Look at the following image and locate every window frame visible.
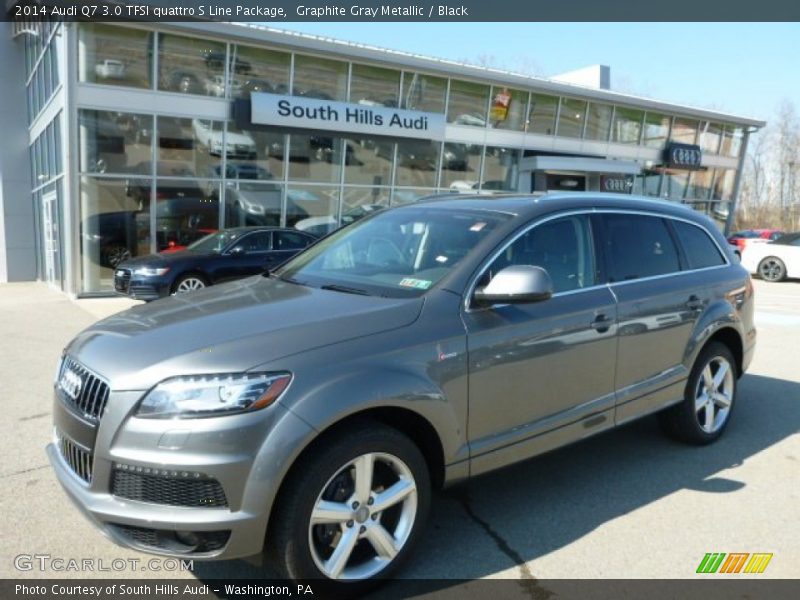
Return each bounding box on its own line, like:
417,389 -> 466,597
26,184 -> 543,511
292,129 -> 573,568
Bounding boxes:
668,219 -> 727,271
228,230 -> 273,254
464,208 -> 731,311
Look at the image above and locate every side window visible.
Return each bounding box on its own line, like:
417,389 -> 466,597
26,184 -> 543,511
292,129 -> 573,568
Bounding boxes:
672,220 -> 726,269
236,231 -> 271,252
602,214 -> 680,282
482,215 -> 596,293
275,231 -> 311,250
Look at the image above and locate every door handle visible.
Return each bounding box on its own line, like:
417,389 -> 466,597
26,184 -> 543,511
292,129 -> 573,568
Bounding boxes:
591,314 -> 612,333
686,295 -> 704,311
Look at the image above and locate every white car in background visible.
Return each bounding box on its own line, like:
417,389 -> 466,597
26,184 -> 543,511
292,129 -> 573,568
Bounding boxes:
741,232 -> 800,282
95,59 -> 126,79
192,119 -> 256,159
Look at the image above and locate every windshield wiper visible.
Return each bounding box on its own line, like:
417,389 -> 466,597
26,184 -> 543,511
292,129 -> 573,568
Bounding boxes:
320,284 -> 371,296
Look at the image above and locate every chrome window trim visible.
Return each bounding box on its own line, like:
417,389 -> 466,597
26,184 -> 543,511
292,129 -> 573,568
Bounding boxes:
463,206 -> 732,313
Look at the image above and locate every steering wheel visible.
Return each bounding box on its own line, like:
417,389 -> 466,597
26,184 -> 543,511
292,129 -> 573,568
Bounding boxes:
366,237 -> 406,266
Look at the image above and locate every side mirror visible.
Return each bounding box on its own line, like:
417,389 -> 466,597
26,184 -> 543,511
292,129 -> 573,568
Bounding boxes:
228,245 -> 247,257
473,265 -> 553,307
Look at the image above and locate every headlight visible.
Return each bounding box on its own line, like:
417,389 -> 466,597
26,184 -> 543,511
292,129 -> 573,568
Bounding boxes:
132,267 -> 170,277
136,372 -> 292,419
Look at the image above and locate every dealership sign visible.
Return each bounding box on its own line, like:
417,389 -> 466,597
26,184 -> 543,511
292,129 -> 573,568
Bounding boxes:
601,174 -> 634,193
250,93 -> 446,140
664,142 -> 703,170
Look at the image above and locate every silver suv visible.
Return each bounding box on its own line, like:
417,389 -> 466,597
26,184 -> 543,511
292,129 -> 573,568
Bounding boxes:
48,194 -> 755,592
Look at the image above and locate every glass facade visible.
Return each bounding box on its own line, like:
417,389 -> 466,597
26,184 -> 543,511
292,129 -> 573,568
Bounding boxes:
10,22 -> 754,295
557,98 -> 587,139
585,102 -> 613,141
78,24 -> 151,89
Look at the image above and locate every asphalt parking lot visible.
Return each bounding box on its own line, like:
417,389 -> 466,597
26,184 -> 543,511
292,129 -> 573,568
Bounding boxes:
1,279 -> 798,584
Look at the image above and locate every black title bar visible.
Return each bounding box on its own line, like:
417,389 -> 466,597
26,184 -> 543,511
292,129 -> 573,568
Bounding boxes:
5,0 -> 800,22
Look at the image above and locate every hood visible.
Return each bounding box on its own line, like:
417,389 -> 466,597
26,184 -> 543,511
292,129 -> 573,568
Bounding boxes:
119,251 -> 205,269
66,276 -> 423,390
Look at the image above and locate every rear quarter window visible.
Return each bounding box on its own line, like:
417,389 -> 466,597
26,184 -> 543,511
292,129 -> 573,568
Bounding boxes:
672,220 -> 726,269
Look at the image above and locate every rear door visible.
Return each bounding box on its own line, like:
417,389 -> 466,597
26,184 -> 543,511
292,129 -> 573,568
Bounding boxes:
598,212 -> 708,423
463,213 -> 619,474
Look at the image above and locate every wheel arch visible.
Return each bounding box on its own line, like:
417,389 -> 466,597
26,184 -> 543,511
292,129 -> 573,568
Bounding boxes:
170,270 -> 210,293
262,405 -> 446,553
705,327 -> 744,378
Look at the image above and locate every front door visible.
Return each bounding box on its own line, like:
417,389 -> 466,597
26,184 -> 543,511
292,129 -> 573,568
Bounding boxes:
462,214 -> 618,475
41,191 -> 61,287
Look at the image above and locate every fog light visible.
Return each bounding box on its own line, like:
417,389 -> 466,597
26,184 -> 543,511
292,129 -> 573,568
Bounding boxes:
175,531 -> 200,547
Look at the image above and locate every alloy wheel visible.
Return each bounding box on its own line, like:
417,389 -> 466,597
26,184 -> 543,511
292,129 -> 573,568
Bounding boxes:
694,356 -> 734,434
308,452 -> 417,580
175,277 -> 206,293
759,258 -> 784,281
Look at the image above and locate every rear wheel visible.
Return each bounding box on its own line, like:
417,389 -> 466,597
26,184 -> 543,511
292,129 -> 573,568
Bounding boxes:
758,256 -> 786,282
659,342 -> 737,445
267,422 -> 430,594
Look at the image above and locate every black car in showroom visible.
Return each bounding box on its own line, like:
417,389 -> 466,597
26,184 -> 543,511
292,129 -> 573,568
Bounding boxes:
114,227 -> 317,300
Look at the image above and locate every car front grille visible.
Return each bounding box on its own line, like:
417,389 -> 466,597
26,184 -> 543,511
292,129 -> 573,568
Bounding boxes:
58,434 -> 93,483
58,357 -> 110,422
110,524 -> 231,554
114,269 -> 131,293
111,467 -> 229,508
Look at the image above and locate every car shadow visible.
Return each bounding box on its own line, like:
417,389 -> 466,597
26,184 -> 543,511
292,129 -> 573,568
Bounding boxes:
192,373 -> 800,589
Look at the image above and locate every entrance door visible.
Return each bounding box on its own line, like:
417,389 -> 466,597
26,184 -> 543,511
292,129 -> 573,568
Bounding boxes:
41,191 -> 61,287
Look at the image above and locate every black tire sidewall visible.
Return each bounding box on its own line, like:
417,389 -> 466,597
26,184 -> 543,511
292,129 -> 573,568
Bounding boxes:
759,257 -> 786,281
674,342 -> 738,444
270,423 -> 431,591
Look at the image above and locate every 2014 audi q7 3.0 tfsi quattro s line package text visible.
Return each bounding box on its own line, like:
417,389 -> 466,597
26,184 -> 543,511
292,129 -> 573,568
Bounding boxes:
48,193 -> 756,592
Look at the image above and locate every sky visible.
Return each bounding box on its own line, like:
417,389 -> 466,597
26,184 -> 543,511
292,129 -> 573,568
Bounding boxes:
272,22 -> 799,123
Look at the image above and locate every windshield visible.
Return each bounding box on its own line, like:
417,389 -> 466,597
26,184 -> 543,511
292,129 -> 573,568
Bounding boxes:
276,207 -> 510,297
186,231 -> 242,254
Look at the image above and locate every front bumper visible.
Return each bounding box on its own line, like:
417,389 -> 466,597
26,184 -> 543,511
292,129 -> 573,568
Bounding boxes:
48,385 -> 315,560
114,272 -> 171,300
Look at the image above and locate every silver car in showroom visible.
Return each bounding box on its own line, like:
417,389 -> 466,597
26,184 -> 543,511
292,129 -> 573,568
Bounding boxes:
48,193 -> 756,593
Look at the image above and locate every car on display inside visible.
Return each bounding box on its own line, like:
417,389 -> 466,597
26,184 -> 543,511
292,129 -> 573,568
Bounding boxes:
740,231 -> 800,281
112,226 -> 316,300
49,194 -> 755,593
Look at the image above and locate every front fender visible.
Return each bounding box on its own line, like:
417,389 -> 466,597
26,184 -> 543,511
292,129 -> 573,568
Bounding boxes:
281,363 -> 468,467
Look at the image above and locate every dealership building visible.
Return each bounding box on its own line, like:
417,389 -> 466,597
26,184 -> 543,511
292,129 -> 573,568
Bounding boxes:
0,14 -> 766,296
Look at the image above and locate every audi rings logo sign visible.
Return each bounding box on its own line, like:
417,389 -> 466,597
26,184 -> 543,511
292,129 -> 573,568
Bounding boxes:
601,175 -> 634,194
664,142 -> 703,170
59,368 -> 83,401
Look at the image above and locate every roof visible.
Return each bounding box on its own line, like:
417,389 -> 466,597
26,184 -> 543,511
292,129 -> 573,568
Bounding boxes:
173,21 -> 766,129
411,192 -> 701,220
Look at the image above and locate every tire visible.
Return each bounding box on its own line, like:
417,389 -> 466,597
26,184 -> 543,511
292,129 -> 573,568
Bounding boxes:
758,256 -> 787,282
171,273 -> 208,294
659,341 -> 738,445
267,420 -> 430,594
103,246 -> 131,269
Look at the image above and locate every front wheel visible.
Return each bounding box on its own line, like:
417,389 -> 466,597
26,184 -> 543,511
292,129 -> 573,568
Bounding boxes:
758,256 -> 787,282
171,274 -> 207,294
659,342 -> 737,445
267,422 -> 430,593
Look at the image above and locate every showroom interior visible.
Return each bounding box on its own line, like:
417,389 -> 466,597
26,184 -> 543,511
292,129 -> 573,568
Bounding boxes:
0,18 -> 764,296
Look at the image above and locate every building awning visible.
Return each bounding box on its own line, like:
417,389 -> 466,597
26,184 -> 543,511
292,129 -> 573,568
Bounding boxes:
520,156 -> 642,175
